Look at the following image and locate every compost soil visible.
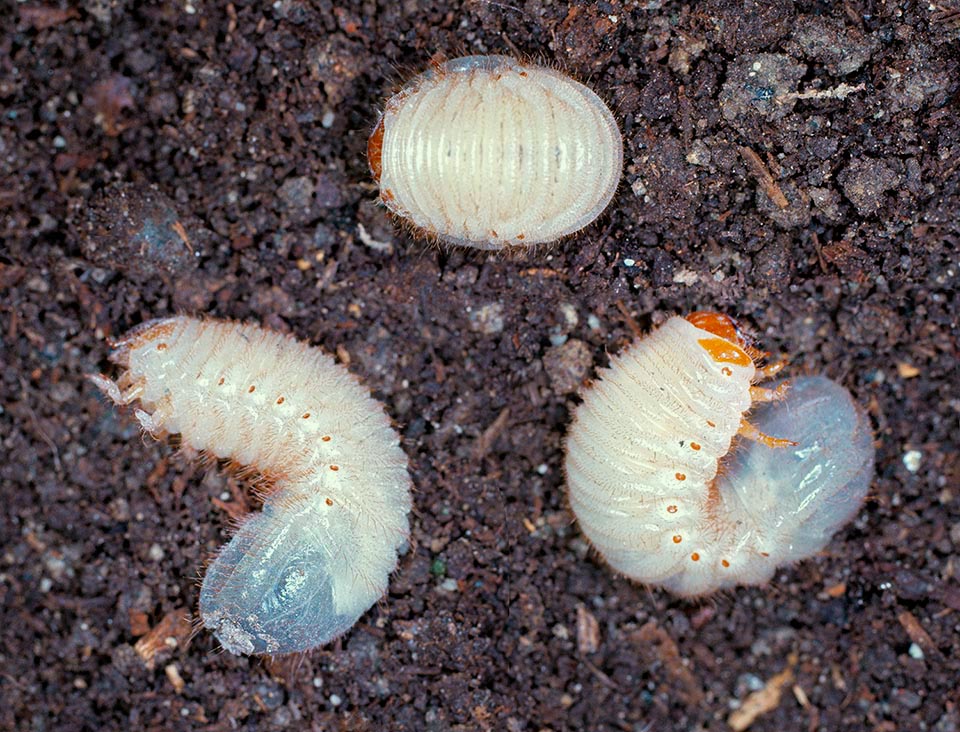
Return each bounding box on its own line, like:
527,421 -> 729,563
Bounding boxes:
1,1 -> 958,730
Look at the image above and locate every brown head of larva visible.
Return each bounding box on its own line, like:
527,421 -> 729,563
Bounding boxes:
688,311 -> 762,350
367,115 -> 384,183
107,317 -> 180,368
686,311 -> 761,368
686,311 -> 745,347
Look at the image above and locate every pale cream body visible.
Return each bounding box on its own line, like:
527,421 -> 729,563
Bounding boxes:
375,55 -> 623,249
564,317 -> 875,597
565,316 -> 758,596
92,316 -> 411,654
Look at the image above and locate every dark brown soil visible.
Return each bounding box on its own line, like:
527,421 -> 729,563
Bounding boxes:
2,2 -> 958,731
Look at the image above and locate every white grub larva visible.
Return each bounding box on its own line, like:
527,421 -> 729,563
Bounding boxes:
368,55 -> 623,250
564,312 -> 875,597
89,316 -> 412,655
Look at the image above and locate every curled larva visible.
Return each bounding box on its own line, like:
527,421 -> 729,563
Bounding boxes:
564,313 -> 874,596
89,316 -> 412,655
368,55 -> 623,250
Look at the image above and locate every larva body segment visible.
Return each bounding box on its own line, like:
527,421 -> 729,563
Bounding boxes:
368,55 -> 623,250
564,315 -> 874,596
91,317 -> 412,655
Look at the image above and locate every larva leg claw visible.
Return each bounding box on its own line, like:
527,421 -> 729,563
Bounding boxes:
758,357 -> 789,379
134,408 -> 165,436
750,382 -> 790,403
87,373 -> 124,405
738,418 -> 798,448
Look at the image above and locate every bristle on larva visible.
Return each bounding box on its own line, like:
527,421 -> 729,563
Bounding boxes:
89,316 -> 412,655
564,313 -> 874,596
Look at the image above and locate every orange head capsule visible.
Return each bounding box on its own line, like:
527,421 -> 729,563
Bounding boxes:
685,311 -> 751,349
686,311 -> 756,368
367,117 -> 384,182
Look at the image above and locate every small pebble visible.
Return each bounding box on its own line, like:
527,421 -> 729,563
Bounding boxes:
892,688 -> 923,711
439,578 -> 459,593
903,450 -> 922,473
543,339 -> 593,394
949,522 -> 960,545
469,303 -> 505,335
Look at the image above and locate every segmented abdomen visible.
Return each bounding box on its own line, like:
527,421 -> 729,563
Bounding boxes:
375,55 -> 622,248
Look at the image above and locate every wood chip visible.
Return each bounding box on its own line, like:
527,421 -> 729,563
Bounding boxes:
473,407 -> 511,459
897,610 -> 943,660
739,146 -> 789,209
164,663 -> 185,693
634,620 -> 704,704
896,362 -> 920,378
576,604 -> 600,655
823,581 -> 847,598
134,610 -> 193,670
728,667 -> 795,731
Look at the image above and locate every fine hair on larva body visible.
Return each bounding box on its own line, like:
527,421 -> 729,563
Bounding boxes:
564,312 -> 874,596
89,316 -> 412,655
368,54 -> 623,250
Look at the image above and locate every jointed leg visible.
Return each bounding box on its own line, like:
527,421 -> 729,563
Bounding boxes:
738,418 -> 797,448
750,381 -> 790,403
135,407 -> 167,437
757,358 -> 789,379
88,373 -> 145,406
87,373 -> 124,404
